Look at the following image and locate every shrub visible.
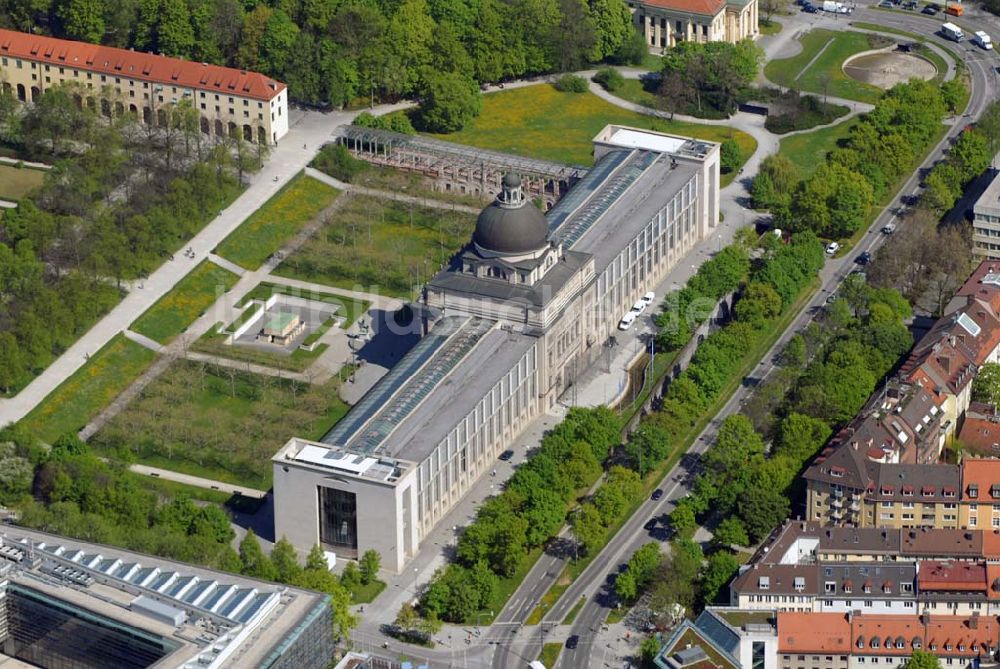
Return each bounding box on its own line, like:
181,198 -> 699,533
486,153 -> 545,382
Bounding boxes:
554,74 -> 589,93
593,68 -> 625,93
310,143 -> 368,183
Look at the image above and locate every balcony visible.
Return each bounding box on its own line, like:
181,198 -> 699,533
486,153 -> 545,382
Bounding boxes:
831,498 -> 843,508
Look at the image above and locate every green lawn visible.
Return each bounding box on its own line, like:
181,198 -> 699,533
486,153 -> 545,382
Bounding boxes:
274,194 -> 477,298
346,579 -> 387,604
764,29 -> 889,104
0,164 -> 45,201
90,360 -> 350,489
19,334 -> 157,443
778,118 -> 859,179
424,84 -> 757,182
131,261 -> 239,343
760,20 -> 783,35
538,643 -> 562,668
216,173 -> 340,269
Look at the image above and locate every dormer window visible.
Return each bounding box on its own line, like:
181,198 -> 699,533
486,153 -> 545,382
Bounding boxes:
758,576 -> 770,590
903,485 -> 914,497
883,582 -> 892,594
794,576 -> 805,592
881,486 -> 894,496
991,484 -> 1000,499
864,583 -> 872,594
944,487 -> 956,498
970,485 -> 979,499
872,639 -> 880,649
843,581 -> 853,593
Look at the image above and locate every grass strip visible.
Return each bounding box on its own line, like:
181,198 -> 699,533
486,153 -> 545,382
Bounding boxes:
216,173 -> 339,269
131,261 -> 238,344
19,334 -> 157,443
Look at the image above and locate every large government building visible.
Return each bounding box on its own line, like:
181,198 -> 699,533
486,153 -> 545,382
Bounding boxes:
628,0 -> 759,50
273,125 -> 721,572
0,28 -> 288,144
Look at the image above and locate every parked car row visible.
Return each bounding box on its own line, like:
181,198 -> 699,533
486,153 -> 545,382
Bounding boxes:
618,292 -> 656,331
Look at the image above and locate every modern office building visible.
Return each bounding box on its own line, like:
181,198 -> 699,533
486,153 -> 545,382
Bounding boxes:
0,28 -> 288,143
0,527 -> 334,669
273,125 -> 721,571
628,0 -> 759,51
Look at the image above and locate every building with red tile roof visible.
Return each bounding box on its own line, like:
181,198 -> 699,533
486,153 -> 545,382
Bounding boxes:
627,0 -> 758,52
959,405 -> 1000,457
777,612 -> 998,669
0,28 -> 288,144
918,560 -> 988,593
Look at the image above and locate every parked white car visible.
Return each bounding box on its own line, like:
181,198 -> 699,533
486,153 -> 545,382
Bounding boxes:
826,241 -> 841,255
641,291 -> 656,306
631,300 -> 647,314
618,312 -> 637,330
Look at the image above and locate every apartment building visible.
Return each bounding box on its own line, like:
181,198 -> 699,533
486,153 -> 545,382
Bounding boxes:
777,612 -> 998,669
628,0 -> 758,51
0,28 -> 288,144
973,170 -> 1000,260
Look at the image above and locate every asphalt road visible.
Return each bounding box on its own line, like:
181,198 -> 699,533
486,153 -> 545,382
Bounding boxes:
504,8 -> 999,669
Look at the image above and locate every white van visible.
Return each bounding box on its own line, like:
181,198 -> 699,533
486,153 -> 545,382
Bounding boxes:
618,312 -> 637,331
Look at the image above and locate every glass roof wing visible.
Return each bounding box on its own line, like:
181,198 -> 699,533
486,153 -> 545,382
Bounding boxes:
546,149 -> 631,233
321,316 -> 467,447
554,151 -> 659,248
342,318 -> 493,454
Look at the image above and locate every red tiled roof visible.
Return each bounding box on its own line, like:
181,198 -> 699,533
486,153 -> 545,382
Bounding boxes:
0,29 -> 284,101
960,422 -> 1000,460
780,613 -> 998,657
636,0 -> 726,16
962,459 -> 1000,502
777,612 -> 851,654
918,561 -> 987,592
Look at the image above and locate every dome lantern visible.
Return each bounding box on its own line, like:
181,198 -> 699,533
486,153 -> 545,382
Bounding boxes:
472,173 -> 549,258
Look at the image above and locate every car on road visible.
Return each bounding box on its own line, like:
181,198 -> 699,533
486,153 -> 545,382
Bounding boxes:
631,299 -> 647,315
566,635 -> 580,650
826,292 -> 840,304
922,4 -> 938,13
856,251 -> 871,265
618,311 -> 637,331
498,449 -> 514,461
651,488 -> 664,501
882,221 -> 897,234
825,241 -> 841,255
803,3 -> 818,10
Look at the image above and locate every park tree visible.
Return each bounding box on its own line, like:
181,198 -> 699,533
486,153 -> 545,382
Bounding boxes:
720,138 -> 741,174
738,484 -> 791,543
701,550 -> 740,604
417,72 -> 482,133
623,422 -> 670,475
712,516 -> 750,549
752,154 -> 799,211
571,503 -> 606,556
735,282 -> 782,324
554,0 -> 596,71
341,561 -> 362,589
57,0 -> 106,42
669,501 -> 697,539
271,536 -> 303,584
360,548 -> 382,584
587,0 -> 633,62
776,412 -> 832,464
905,651 -> 941,669
239,529 -> 278,580
940,79 -> 965,114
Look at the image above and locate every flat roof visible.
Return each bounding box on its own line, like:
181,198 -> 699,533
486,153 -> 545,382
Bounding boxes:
0,527 -> 328,669
266,312 -> 298,331
568,151 -> 700,272
975,170 -> 1000,213
377,327 -> 536,463
608,128 -> 688,153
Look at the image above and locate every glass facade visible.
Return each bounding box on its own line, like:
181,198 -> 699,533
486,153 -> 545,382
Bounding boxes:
319,486 -> 358,556
2,583 -> 176,669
